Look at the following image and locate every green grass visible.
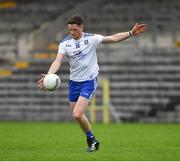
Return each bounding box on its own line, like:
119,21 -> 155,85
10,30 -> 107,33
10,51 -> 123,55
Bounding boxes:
0,122 -> 180,161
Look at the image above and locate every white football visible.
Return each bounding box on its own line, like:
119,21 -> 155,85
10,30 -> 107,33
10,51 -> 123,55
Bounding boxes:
43,74 -> 61,91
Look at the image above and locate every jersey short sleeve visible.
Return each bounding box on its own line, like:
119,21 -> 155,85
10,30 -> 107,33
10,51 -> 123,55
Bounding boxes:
95,34 -> 103,45
58,42 -> 66,55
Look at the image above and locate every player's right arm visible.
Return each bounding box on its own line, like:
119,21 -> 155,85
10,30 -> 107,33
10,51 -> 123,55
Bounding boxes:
37,53 -> 64,90
48,53 -> 64,74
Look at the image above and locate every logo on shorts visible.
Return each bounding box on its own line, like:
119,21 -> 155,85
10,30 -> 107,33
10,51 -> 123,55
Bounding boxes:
83,93 -> 89,96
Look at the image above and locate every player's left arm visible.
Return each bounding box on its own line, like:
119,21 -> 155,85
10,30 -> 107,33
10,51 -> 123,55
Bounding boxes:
102,23 -> 147,44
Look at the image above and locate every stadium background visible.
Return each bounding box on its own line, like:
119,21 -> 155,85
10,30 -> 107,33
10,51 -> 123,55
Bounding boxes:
0,0 -> 180,123
0,0 -> 180,160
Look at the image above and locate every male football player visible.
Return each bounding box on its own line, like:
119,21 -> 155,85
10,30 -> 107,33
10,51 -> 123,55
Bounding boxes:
37,15 -> 147,152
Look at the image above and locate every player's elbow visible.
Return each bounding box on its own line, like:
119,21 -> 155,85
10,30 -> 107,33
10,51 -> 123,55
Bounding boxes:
110,36 -> 118,43
53,59 -> 61,68
102,36 -> 117,43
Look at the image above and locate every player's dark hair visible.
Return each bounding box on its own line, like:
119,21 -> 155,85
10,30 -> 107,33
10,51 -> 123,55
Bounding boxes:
67,15 -> 84,25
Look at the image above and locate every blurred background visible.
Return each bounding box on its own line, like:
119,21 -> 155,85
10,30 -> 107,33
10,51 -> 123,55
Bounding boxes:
0,0 -> 180,123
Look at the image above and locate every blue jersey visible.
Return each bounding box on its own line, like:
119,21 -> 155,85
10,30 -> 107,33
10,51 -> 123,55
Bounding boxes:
58,33 -> 103,81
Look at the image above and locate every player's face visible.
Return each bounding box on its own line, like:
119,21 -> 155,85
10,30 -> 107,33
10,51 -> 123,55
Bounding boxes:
68,24 -> 83,40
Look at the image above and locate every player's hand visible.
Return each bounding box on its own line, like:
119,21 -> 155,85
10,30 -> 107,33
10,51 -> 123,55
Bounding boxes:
37,74 -> 46,90
131,23 -> 147,36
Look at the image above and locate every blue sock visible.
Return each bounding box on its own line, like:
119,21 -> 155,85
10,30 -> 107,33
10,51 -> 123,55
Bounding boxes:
86,130 -> 94,139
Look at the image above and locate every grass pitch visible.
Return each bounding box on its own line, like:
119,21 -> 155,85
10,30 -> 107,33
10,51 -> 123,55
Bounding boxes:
0,122 -> 180,161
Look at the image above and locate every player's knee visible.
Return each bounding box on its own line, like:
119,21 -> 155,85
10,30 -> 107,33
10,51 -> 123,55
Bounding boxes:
73,111 -> 82,121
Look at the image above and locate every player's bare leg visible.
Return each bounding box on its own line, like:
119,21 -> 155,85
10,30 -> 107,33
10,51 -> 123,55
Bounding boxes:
70,96 -> 100,152
71,97 -> 91,132
70,101 -> 91,133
